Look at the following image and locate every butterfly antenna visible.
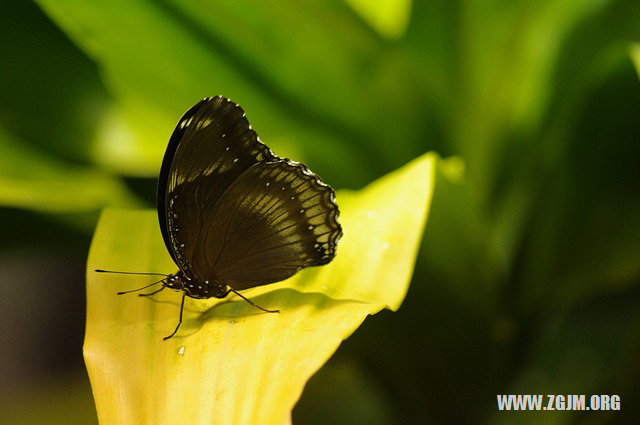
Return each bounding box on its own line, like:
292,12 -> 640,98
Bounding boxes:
228,288 -> 280,313
116,278 -> 166,295
95,269 -> 168,277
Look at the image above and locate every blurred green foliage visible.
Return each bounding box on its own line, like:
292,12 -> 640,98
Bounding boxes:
2,0 -> 640,423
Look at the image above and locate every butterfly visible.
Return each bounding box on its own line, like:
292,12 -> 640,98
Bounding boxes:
97,96 -> 342,339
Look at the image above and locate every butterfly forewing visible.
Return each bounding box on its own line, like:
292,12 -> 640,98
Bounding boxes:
158,97 -> 276,277
189,160 -> 342,290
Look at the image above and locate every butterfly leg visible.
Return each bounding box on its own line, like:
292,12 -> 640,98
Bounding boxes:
163,293 -> 186,340
138,286 -> 166,297
229,288 -> 280,313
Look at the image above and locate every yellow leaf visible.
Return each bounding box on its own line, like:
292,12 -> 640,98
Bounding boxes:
85,152 -> 436,424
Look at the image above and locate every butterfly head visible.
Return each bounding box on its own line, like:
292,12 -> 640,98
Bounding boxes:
164,273 -> 185,291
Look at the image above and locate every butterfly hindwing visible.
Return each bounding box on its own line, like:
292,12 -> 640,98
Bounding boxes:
189,160 -> 342,290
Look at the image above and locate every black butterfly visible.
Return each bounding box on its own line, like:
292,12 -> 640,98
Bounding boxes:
97,96 -> 342,339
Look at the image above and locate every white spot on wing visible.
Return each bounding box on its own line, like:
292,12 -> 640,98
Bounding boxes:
195,118 -> 213,130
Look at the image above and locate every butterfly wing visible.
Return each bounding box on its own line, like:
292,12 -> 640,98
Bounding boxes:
157,97 -> 276,277
189,160 -> 342,290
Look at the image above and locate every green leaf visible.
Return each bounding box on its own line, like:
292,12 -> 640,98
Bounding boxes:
343,0 -> 413,39
85,152 -> 436,424
631,42 -> 640,77
36,0 -> 425,182
0,126 -> 142,212
0,2 -> 110,163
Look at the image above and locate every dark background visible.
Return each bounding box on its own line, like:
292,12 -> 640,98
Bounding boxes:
2,1 -> 640,423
